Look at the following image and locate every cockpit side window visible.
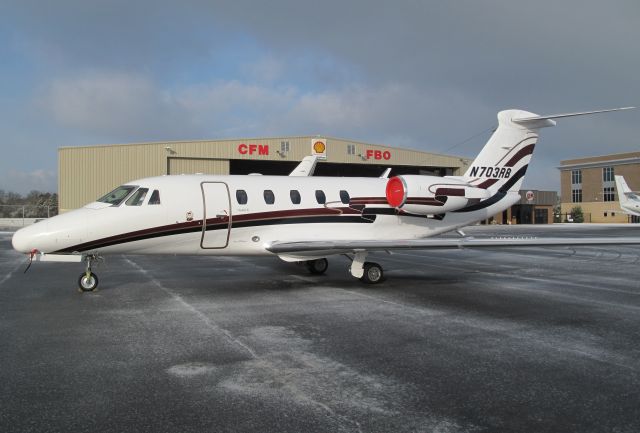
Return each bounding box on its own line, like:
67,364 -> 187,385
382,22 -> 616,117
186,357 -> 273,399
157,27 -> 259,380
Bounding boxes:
125,188 -> 149,206
149,190 -> 161,205
97,185 -> 138,206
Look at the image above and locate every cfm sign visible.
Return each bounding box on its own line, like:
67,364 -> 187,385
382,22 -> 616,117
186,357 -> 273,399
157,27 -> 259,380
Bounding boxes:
238,143 -> 269,156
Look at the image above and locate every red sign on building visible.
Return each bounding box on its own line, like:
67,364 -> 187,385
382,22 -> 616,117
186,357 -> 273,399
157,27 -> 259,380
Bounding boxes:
365,149 -> 391,160
238,143 -> 269,156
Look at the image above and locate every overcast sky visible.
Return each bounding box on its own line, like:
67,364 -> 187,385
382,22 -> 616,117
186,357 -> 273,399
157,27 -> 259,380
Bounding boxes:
1,0 -> 638,194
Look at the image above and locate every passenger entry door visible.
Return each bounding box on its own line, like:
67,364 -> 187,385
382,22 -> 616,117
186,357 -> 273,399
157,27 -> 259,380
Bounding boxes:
201,182 -> 231,249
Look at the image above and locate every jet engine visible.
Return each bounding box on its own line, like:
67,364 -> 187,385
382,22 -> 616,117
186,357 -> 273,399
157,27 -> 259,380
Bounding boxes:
385,175 -> 491,215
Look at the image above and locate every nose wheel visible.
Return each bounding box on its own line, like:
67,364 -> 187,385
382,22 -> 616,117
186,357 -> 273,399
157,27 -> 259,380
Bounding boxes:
78,272 -> 99,292
78,254 -> 100,292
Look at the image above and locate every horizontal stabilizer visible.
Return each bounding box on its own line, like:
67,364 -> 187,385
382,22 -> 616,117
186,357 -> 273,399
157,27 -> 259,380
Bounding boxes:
513,107 -> 635,128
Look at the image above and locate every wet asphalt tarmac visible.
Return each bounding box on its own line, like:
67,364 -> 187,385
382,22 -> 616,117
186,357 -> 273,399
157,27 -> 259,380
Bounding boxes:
1,225 -> 639,432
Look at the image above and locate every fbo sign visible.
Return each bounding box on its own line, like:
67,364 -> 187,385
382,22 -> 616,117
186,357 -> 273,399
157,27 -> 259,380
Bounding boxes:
366,149 -> 391,160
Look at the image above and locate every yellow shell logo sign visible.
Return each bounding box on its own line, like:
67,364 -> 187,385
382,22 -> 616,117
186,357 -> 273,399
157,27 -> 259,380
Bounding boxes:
313,140 -> 326,154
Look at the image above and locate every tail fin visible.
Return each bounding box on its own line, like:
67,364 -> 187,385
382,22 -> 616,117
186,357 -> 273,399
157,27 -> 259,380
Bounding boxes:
463,107 -> 635,194
462,109 -> 545,194
615,175 -> 636,204
289,155 -> 318,176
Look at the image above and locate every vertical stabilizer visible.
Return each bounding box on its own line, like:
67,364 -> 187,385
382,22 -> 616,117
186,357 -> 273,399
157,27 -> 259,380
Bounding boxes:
289,156 -> 318,176
462,107 -> 634,194
462,110 -> 546,194
614,175 -> 640,216
615,175 -> 633,204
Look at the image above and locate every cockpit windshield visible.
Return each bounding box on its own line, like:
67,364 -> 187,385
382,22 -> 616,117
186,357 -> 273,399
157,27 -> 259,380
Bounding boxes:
97,185 -> 138,206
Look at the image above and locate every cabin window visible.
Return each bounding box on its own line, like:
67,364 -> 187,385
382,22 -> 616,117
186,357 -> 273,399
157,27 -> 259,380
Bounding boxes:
149,190 -> 161,205
125,188 -> 149,206
264,190 -> 275,205
290,190 -> 301,204
315,190 -> 326,204
97,185 -> 138,206
236,189 -> 248,205
339,190 -> 350,204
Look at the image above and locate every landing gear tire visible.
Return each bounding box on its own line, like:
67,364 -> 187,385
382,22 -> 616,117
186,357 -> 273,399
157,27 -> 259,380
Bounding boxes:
78,272 -> 99,292
360,262 -> 383,284
306,258 -> 328,275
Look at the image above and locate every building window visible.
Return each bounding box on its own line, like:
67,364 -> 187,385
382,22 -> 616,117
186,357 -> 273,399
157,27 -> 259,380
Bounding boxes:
280,141 -> 290,153
603,166 -> 614,182
339,190 -> 350,204
604,212 -> 608,217
571,169 -> 582,185
263,190 -> 275,205
572,189 -> 582,203
347,144 -> 356,155
236,190 -> 248,205
603,186 -> 615,202
290,190 -> 301,205
315,190 -> 326,204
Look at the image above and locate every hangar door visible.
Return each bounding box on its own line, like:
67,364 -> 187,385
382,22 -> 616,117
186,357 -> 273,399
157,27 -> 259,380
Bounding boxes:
200,182 -> 231,249
169,158 -> 229,175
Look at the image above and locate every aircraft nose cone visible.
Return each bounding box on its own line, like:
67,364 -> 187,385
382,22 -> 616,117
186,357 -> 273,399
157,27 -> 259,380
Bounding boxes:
11,220 -> 53,253
12,226 -> 35,253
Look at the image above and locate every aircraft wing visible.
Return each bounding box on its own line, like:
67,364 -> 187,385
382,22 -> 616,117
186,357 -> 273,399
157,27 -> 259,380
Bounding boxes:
266,236 -> 640,258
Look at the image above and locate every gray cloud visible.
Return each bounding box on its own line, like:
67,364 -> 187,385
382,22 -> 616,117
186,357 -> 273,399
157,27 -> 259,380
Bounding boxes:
1,0 -> 638,192
0,169 -> 57,196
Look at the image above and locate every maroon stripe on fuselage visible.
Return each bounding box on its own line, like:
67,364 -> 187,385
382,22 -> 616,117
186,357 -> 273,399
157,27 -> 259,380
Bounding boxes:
55,206 -> 372,253
55,219 -> 207,253
505,143 -> 535,167
350,197 -> 388,205
435,188 -> 465,196
405,197 -> 444,206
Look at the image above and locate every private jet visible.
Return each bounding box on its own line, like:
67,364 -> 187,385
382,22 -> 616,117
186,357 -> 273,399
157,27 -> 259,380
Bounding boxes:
12,107 -> 638,291
614,175 -> 640,217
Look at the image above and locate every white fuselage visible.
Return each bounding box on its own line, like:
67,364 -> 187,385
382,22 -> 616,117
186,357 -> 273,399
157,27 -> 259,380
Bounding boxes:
11,174 -> 520,256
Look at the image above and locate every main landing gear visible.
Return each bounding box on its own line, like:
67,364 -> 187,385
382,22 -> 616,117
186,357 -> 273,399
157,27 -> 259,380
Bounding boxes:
304,253 -> 384,284
348,251 -> 384,284
306,258 -> 329,274
78,254 -> 100,292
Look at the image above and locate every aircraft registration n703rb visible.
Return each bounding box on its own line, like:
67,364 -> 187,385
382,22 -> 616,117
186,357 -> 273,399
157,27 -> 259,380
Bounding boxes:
11,107 -> 639,291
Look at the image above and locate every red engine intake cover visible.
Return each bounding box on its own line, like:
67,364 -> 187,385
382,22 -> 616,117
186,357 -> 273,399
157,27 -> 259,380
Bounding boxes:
386,176 -> 406,207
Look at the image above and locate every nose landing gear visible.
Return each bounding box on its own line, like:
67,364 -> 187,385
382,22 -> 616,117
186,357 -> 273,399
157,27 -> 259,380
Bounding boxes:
78,254 -> 100,292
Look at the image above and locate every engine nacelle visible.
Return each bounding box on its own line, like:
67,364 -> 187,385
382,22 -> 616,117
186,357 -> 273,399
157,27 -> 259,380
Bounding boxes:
385,175 -> 491,215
